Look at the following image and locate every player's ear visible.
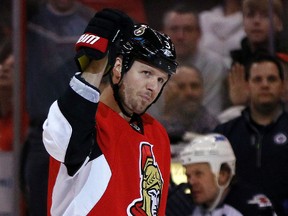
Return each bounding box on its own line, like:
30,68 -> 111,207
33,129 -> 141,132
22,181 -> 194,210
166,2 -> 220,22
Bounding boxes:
112,57 -> 122,83
218,166 -> 231,186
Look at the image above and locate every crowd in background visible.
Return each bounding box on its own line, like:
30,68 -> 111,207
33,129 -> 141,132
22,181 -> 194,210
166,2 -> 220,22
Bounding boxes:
1,0 -> 288,215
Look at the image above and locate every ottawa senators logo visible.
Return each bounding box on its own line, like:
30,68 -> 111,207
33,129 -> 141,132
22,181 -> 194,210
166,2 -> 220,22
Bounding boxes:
127,142 -> 163,216
134,25 -> 147,36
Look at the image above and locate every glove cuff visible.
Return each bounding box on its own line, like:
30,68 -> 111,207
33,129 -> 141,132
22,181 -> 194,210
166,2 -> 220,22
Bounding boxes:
75,32 -> 109,54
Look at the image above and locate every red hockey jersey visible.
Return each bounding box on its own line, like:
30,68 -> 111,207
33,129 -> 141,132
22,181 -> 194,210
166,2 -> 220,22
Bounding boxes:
45,101 -> 171,216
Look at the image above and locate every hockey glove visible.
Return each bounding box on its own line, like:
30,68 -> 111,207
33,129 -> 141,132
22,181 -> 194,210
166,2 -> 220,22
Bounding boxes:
75,8 -> 134,72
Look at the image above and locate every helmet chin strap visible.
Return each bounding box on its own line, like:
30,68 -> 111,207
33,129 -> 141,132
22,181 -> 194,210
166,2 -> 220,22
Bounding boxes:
203,174 -> 233,213
111,82 -> 133,118
111,82 -> 145,134
109,61 -> 133,119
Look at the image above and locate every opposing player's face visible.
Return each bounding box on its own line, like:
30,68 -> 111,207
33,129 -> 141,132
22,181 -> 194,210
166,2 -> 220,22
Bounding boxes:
185,163 -> 218,206
163,12 -> 200,58
119,60 -> 169,114
248,61 -> 284,107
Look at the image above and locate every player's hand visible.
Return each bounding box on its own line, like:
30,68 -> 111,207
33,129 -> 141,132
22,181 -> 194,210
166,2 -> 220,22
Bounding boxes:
75,8 -> 134,71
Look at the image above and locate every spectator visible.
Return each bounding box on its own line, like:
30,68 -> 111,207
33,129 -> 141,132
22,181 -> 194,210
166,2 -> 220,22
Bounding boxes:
0,38 -> 28,216
0,0 -> 12,38
22,0 -> 94,215
0,40 -> 14,137
199,0 -> 245,68
167,133 -> 277,216
160,4 -> 228,116
228,0 -> 286,105
0,38 -> 15,216
214,54 -> 288,215
0,38 -> 28,146
158,64 -> 219,144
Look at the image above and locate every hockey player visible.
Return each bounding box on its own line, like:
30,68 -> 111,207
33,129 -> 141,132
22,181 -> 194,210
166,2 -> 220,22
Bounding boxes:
170,133 -> 277,216
42,8 -> 178,216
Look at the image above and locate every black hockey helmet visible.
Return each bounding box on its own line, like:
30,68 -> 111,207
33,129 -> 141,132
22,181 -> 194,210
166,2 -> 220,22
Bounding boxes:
116,23 -> 178,76
111,24 -> 178,119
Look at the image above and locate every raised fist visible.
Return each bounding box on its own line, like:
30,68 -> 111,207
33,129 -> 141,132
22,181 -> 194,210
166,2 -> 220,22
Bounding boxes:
75,8 -> 134,71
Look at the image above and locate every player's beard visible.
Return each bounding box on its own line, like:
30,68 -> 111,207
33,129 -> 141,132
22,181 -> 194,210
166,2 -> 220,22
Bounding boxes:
118,82 -> 151,116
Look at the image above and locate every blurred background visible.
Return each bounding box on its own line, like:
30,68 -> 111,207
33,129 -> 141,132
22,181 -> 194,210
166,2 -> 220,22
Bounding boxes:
0,0 -> 287,215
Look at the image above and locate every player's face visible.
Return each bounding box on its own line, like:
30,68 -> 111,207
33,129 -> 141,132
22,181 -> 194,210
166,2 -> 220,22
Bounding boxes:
248,61 -> 284,108
185,163 -> 219,206
163,12 -> 200,58
119,60 -> 169,115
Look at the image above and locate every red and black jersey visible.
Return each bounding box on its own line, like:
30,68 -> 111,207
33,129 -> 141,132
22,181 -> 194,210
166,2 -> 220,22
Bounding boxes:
44,75 -> 171,216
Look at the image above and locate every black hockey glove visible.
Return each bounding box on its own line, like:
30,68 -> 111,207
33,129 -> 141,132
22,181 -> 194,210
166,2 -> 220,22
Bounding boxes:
75,8 -> 134,72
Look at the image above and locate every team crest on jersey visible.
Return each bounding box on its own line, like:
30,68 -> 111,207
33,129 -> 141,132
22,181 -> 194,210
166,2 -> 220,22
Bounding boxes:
127,142 -> 163,216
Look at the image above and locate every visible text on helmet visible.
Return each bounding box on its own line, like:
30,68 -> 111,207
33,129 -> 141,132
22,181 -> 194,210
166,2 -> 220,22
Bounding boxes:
161,40 -> 173,57
214,135 -> 226,142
